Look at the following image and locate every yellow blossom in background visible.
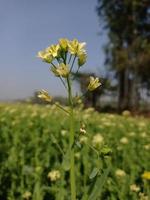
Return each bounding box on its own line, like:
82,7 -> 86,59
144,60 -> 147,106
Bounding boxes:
139,121 -> 146,127
140,132 -> 147,138
87,76 -> 101,91
61,129 -> 67,136
120,137 -> 129,144
74,96 -> 83,105
51,63 -> 69,77
139,192 -> 149,200
22,191 -> 32,199
129,132 -> 136,137
80,127 -> 86,135
92,133 -> 104,147
38,90 -> 52,102
75,152 -> 81,159
79,136 -> 88,144
130,184 -> 140,192
115,169 -> 126,178
141,171 -> 150,180
144,144 -> 150,150
59,38 -> 69,51
80,123 -> 86,135
122,110 -> 131,117
47,170 -> 61,181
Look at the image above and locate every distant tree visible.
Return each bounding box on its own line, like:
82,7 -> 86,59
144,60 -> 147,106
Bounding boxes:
97,0 -> 150,111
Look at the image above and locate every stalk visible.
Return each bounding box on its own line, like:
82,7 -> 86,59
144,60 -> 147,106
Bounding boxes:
67,76 -> 76,200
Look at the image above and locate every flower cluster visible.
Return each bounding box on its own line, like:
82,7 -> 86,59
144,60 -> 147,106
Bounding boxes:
92,133 -> 104,148
80,123 -> 86,135
47,170 -> 61,182
22,191 -> 32,200
115,169 -> 126,178
37,38 -> 87,71
37,38 -> 101,103
130,184 -> 140,192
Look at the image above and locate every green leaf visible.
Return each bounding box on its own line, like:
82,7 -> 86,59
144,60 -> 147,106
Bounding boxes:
51,134 -> 57,144
88,166 -> 110,200
76,141 -> 82,148
89,168 -> 99,179
62,151 -> 70,171
101,146 -> 112,156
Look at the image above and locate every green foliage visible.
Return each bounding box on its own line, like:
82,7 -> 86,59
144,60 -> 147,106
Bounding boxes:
0,103 -> 150,199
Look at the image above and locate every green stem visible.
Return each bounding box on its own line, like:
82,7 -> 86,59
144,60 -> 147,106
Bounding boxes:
70,56 -> 76,73
86,143 -> 99,159
54,103 -> 70,115
50,134 -> 65,156
68,54 -> 72,64
67,76 -> 76,200
72,67 -> 80,80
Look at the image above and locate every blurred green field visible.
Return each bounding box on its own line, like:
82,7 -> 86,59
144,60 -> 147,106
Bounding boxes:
0,104 -> 150,200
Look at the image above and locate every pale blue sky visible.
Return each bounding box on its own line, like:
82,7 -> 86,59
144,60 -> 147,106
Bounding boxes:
0,0 -> 107,100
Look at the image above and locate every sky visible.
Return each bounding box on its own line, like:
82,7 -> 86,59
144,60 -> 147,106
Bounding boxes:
0,0 -> 107,100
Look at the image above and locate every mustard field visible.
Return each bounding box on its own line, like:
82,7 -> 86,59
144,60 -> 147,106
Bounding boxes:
0,104 -> 150,200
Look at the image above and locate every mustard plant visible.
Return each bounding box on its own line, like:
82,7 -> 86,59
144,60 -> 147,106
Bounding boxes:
37,38 -> 101,200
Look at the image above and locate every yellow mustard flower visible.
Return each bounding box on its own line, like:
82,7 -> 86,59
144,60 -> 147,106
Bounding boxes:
142,171 -> 150,180
59,38 -> 69,51
80,127 -> 86,134
22,191 -> 32,199
115,169 -> 126,178
68,39 -> 86,56
144,144 -> 150,150
122,110 -> 131,117
120,137 -> 129,144
78,52 -> 87,66
37,50 -> 53,63
38,90 -> 52,102
47,44 -> 60,58
92,133 -> 104,147
87,76 -> 101,91
47,170 -> 61,181
51,66 -> 60,77
139,192 -> 149,200
51,63 -> 69,77
79,136 -> 88,144
130,184 -> 140,192
75,152 -> 81,159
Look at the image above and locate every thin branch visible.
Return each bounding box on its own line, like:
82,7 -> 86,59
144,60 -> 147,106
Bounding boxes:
68,54 -> 72,64
70,56 -> 76,73
51,135 -> 65,156
54,103 -> 70,115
